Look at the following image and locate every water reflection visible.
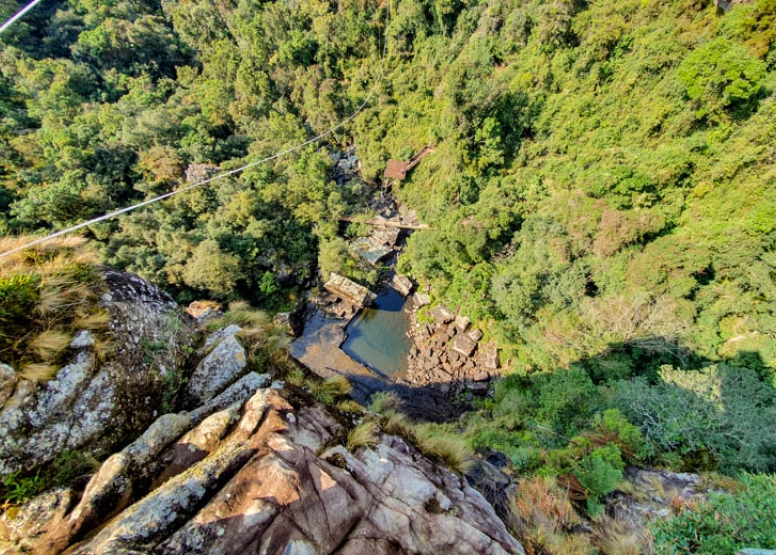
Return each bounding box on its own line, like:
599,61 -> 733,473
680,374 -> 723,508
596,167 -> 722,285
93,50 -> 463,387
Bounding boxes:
341,287 -> 411,376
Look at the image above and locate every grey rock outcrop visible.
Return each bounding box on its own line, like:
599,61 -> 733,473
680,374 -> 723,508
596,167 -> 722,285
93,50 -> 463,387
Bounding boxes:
0,271 -> 195,477
186,326 -> 247,404
8,384 -> 522,555
70,331 -> 96,349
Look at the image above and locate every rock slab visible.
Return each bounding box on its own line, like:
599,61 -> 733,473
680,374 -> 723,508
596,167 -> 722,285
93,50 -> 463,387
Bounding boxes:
10,386 -> 523,555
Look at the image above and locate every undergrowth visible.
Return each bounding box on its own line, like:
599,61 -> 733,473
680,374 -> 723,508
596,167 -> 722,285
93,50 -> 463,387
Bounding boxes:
0,235 -> 110,382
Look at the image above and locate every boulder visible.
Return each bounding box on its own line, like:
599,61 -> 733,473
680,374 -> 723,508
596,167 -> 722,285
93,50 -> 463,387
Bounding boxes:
69,331 -> 96,349
467,329 -> 483,342
186,329 -> 247,405
430,305 -> 454,325
371,226 -> 401,249
348,238 -> 392,266
451,334 -> 477,358
413,292 -> 431,308
454,315 -> 470,333
478,345 -> 500,370
391,274 -> 414,297
16,385 -> 523,555
324,273 -> 376,308
473,370 -> 489,382
0,270 -> 196,479
186,301 -> 224,327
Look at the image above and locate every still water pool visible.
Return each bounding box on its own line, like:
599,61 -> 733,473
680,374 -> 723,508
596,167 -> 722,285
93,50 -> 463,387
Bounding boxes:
341,287 -> 412,376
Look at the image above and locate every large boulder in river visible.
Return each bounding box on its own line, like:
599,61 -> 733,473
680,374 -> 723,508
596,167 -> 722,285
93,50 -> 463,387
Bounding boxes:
6,383 -> 522,555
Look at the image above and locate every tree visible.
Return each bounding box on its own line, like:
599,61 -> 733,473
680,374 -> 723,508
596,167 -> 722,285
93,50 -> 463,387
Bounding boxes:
182,239 -> 244,298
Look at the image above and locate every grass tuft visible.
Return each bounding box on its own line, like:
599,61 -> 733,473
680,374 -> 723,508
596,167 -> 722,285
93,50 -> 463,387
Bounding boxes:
73,309 -> 111,331
347,422 -> 379,451
593,515 -> 654,555
30,330 -> 72,361
286,367 -> 306,387
225,301 -> 269,329
379,410 -> 417,443
369,391 -> 399,414
20,363 -> 60,382
416,433 -> 475,475
321,375 -> 352,396
336,399 -> 364,414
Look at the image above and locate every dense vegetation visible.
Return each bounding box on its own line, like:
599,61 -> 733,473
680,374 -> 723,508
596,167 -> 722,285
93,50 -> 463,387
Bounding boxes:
2,0 -> 776,551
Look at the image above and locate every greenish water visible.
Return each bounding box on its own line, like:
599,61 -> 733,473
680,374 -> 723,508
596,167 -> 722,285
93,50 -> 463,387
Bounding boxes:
341,287 -> 411,376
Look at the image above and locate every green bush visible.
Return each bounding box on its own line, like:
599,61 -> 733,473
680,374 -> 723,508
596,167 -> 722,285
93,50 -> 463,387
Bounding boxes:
613,364 -> 776,473
574,446 -> 624,505
652,473 -> 776,554
677,37 -> 766,115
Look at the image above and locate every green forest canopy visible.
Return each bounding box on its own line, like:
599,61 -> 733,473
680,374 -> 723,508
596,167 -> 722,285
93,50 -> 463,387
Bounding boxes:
1,0 -> 776,489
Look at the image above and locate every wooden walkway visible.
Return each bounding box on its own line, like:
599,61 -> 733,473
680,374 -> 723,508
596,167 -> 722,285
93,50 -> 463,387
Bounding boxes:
339,216 -> 430,230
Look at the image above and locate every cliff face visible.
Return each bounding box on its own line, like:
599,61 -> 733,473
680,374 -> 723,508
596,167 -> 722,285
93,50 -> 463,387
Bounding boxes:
0,271 -> 522,555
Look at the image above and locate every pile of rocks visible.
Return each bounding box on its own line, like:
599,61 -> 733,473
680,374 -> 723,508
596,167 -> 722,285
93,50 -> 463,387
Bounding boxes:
405,302 -> 501,396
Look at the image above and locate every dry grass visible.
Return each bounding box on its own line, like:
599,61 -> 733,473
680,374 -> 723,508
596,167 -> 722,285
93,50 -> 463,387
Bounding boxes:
347,422 -> 379,451
415,433 -> 475,475
30,330 -> 72,361
20,363 -> 60,382
1,234 -> 110,381
593,515 -> 655,555
72,309 -> 111,331
510,476 -> 592,555
34,284 -> 72,317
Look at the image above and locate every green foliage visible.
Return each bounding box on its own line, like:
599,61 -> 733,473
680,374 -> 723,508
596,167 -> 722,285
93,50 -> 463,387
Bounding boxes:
613,364 -> 776,473
574,446 -> 624,505
652,474 -> 776,554
590,409 -> 646,463
677,38 -> 767,115
1,470 -> 45,505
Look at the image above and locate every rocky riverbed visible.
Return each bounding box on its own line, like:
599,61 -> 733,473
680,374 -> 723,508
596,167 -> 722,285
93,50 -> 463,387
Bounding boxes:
402,300 -> 503,400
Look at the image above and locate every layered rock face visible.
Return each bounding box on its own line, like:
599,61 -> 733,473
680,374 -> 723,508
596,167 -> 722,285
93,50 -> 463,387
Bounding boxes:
4,384 -> 522,555
0,271 -> 523,555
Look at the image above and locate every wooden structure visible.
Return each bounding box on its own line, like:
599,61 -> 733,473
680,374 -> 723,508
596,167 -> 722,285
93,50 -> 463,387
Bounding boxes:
338,216 -> 429,230
384,146 -> 436,180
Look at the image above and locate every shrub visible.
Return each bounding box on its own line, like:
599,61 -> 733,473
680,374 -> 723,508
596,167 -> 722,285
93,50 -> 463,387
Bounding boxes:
677,38 -> 766,115
574,446 -> 624,510
652,474 -> 776,554
588,409 -> 646,463
613,364 -> 776,473
536,367 -> 600,437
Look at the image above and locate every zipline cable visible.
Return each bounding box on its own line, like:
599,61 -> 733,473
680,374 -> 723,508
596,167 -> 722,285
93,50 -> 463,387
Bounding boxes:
0,5 -> 389,259
0,0 -> 48,35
